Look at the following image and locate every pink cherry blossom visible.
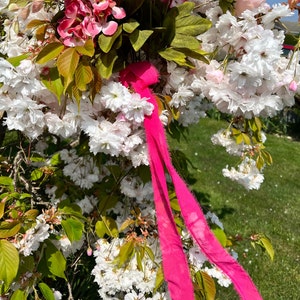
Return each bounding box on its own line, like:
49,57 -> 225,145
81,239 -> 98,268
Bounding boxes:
81,16 -> 102,37
112,6 -> 126,19
57,0 -> 126,46
92,0 -> 109,14
102,20 -> 118,35
57,18 -> 87,46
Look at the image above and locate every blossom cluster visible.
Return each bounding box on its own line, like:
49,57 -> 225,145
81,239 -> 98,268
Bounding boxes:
197,4 -> 297,118
164,3 -> 298,120
0,57 -> 153,167
161,2 -> 300,189
92,175 -> 231,299
57,0 -> 126,46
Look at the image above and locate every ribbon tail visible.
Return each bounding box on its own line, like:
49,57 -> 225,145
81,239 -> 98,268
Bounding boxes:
145,89 -> 263,299
145,120 -> 195,300
142,83 -> 262,300
167,165 -> 263,300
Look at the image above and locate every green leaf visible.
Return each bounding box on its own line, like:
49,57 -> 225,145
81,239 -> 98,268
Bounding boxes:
174,216 -> 184,230
0,221 -> 22,238
11,289 -> 27,300
29,156 -> 45,163
75,61 -> 93,91
57,47 -> 80,80
0,176 -> 13,187
75,38 -> 95,57
58,200 -> 84,219
256,154 -> 265,171
153,264 -> 164,294
161,6 -> 178,46
119,218 -> 135,232
31,169 -> 44,181
254,117 -> 262,131
96,50 -> 118,79
19,193 -> 32,200
123,19 -> 140,33
0,239 -> 19,294
6,53 -> 30,67
0,192 -> 17,201
136,249 -> 143,271
170,195 -> 181,212
0,202 -> 5,219
45,240 -> 67,280
136,165 -> 151,183
36,42 -> 64,64
212,227 -> 227,247
171,34 -> 200,49
144,246 -> 155,262
176,14 -> 211,36
23,209 -> 39,221
116,240 -> 135,267
50,153 -> 61,166
18,255 -> 35,276
95,220 -> 106,238
36,24 -> 48,41
10,209 -> 19,219
261,150 -> 273,166
255,235 -> 275,261
41,67 -> 64,103
26,19 -> 48,29
159,48 -> 193,68
177,1 -> 195,15
38,282 -> 55,300
199,271 -> 216,300
95,216 -> 119,238
129,29 -> 153,52
241,133 -> 251,145
219,0 -> 235,13
97,193 -> 119,214
176,47 -> 209,64
260,236 -> 275,261
61,218 -> 84,242
71,85 -> 82,104
89,67 -> 102,101
98,26 -> 122,53
106,165 -> 122,180
235,133 -> 243,144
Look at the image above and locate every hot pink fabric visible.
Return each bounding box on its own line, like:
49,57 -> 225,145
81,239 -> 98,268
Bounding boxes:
120,61 -> 263,300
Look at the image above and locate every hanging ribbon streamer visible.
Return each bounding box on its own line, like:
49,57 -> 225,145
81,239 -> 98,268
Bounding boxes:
120,61 -> 263,300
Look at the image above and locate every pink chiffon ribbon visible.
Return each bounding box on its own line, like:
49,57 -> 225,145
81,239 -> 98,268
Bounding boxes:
120,61 -> 263,300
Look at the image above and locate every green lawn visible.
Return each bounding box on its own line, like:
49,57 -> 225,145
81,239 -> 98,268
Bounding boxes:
169,118 -> 300,300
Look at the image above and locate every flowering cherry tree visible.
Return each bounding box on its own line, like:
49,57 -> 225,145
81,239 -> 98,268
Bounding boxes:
0,0 -> 298,299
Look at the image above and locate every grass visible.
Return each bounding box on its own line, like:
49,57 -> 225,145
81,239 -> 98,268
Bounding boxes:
169,118 -> 300,300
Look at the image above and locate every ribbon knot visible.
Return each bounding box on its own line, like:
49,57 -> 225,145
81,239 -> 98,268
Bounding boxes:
120,61 -> 263,300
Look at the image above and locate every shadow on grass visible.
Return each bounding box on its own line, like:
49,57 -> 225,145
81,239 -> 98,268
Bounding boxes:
215,205 -> 236,219
170,146 -> 237,224
191,190 -> 236,220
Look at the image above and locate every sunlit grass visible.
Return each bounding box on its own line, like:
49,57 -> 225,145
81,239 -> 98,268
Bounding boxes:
169,118 -> 300,300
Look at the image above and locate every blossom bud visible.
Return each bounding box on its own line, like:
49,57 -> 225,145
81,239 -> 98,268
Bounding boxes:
8,3 -> 19,11
206,70 -> 224,84
289,80 -> 298,92
87,247 -> 93,256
